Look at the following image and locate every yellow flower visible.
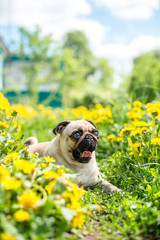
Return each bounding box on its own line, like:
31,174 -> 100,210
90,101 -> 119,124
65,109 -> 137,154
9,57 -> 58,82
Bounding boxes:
57,168 -> 65,176
131,107 -> 143,113
132,121 -> 147,127
3,177 -> 21,190
155,102 -> 160,108
108,119 -> 114,124
0,92 -> 4,98
129,152 -> 134,156
0,95 -> 10,111
147,106 -> 160,117
72,212 -> 85,228
93,116 -> 107,124
115,137 -> 123,142
133,142 -> 141,151
14,210 -> 30,222
44,156 -> 56,163
7,140 -> 14,144
0,165 -> 10,181
17,124 -> 22,130
43,171 -> 59,179
151,138 -> 160,146
44,169 -> 65,194
12,104 -> 37,119
0,233 -> 16,240
107,135 -> 115,141
18,190 -> 40,209
145,102 -> 153,108
14,160 -> 35,174
11,107 -> 22,116
5,152 -> 19,162
45,180 -> 56,194
120,126 -> 134,137
132,127 -> 150,136
42,163 -> 48,168
132,128 -> 142,136
95,104 -> 103,110
128,111 -> 142,120
44,168 -> 64,178
38,105 -> 57,119
0,121 -> 9,128
63,184 -> 84,210
133,100 -> 142,108
129,143 -> 141,155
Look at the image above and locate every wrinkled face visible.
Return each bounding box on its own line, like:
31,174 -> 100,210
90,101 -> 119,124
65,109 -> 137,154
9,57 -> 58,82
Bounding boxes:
54,120 -> 99,164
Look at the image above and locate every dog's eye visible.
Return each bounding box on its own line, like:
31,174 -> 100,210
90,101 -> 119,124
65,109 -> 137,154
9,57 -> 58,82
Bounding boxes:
93,130 -> 99,137
71,131 -> 81,139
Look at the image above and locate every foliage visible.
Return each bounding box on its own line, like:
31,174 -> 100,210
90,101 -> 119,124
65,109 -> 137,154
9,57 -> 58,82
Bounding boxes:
8,27 -> 114,107
0,93 -> 91,240
128,51 -> 160,102
50,47 -> 90,107
63,31 -> 92,60
1,92 -> 160,239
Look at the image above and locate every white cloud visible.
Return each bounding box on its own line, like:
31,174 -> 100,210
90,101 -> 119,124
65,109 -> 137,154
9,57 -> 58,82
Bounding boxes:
0,0 -> 91,26
0,0 -> 109,55
43,18 -> 109,50
95,35 -> 160,78
0,0 -> 160,86
94,0 -> 159,20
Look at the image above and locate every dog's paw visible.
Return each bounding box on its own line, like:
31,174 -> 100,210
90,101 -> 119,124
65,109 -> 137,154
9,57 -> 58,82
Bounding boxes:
101,180 -> 122,193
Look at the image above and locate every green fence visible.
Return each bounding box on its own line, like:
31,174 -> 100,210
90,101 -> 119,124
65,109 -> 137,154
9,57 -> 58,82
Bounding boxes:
3,91 -> 62,108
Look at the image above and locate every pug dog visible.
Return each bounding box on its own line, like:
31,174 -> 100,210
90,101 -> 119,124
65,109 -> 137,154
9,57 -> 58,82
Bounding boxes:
24,120 -> 121,192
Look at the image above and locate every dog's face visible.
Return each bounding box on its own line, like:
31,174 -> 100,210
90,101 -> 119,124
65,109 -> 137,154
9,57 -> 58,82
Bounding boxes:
53,120 -> 99,164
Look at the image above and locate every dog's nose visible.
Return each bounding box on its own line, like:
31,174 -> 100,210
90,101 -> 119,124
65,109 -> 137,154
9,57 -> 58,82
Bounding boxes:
84,135 -> 95,147
85,135 -> 94,140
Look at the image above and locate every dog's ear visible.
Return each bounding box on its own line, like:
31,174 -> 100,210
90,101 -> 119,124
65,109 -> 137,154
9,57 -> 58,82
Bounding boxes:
86,120 -> 97,129
53,121 -> 71,135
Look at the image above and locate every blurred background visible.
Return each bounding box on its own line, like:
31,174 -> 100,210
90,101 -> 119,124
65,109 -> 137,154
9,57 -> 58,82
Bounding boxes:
0,0 -> 160,108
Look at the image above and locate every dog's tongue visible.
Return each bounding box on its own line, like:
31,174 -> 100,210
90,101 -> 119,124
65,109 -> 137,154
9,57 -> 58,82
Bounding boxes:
81,151 -> 92,158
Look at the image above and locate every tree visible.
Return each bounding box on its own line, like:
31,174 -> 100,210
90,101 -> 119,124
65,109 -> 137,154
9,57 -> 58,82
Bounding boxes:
17,26 -> 53,104
59,31 -> 114,106
63,31 -> 92,60
9,28 -> 114,107
127,51 -> 160,102
50,47 -> 90,107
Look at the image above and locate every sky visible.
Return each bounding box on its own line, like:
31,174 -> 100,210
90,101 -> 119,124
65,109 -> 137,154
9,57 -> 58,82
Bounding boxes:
0,0 -> 160,85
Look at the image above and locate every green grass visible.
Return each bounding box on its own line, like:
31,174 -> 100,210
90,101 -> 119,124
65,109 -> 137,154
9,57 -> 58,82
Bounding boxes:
1,97 -> 160,240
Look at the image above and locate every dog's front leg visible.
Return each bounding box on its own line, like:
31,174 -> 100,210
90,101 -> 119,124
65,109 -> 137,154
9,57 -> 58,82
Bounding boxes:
101,179 -> 121,193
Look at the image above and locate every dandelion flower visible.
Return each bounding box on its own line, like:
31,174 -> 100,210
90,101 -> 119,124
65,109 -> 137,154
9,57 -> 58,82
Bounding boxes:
147,106 -> 160,117
0,165 -> 10,181
120,126 -> 134,137
133,100 -> 142,108
5,152 -> 19,162
14,160 -> 35,174
14,210 -> 30,222
151,138 -> 160,146
132,121 -> 147,127
107,135 -> 115,141
3,177 -> 21,190
0,233 -> 16,240
18,190 -> 40,209
128,111 -> 142,120
72,212 -> 85,228
0,121 -> 9,128
45,180 -> 56,194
